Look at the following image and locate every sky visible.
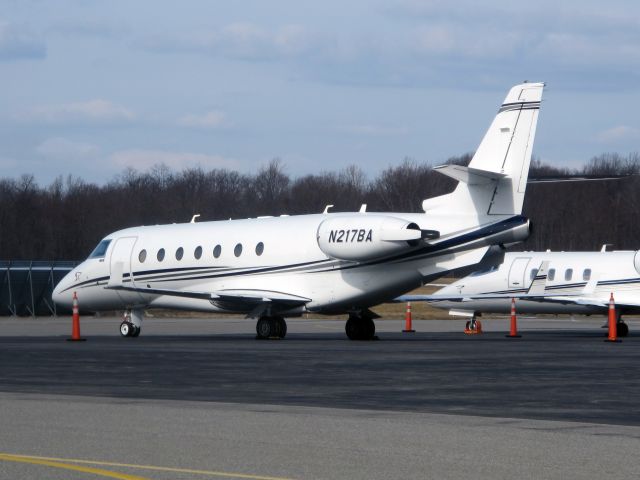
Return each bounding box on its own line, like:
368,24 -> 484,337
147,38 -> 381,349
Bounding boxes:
1,0 -> 640,185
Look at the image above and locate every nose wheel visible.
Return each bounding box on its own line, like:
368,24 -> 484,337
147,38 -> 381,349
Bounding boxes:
120,309 -> 143,337
120,321 -> 140,337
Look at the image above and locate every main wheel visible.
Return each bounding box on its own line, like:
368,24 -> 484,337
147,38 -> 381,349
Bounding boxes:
617,322 -> 629,337
120,321 -> 132,337
275,317 -> 287,338
131,325 -> 141,337
362,317 -> 375,340
256,317 -> 274,339
345,317 -> 361,340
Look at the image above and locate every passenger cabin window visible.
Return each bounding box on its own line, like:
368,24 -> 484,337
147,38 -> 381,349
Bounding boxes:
565,268 -> 573,281
583,268 -> 592,281
194,246 -> 202,259
530,268 -> 538,281
157,248 -> 165,262
138,250 -> 147,263
255,242 -> 264,256
213,245 -> 221,258
234,243 -> 243,257
176,247 -> 184,261
548,268 -> 555,281
89,239 -> 111,259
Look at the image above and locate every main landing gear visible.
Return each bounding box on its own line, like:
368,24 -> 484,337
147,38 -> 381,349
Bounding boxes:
345,313 -> 376,341
617,320 -> 629,337
256,316 -> 287,339
120,309 -> 143,337
605,311 -> 630,337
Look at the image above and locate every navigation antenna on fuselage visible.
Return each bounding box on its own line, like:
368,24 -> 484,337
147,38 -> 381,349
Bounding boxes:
323,205 -> 334,214
190,214 -> 201,223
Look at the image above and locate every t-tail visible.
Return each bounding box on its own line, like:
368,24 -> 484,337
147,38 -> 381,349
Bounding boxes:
423,82 -> 544,216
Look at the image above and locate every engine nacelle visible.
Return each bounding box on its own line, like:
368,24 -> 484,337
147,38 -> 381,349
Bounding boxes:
317,215 -> 426,262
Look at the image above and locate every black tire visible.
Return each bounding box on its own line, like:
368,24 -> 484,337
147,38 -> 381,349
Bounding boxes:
345,317 -> 361,340
363,317 -> 375,340
119,322 -> 132,337
346,317 -> 375,340
617,322 -> 629,337
275,317 -> 287,338
256,317 -> 273,339
131,325 -> 141,337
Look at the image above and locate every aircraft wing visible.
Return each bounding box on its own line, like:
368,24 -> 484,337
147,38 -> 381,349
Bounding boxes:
106,283 -> 311,305
105,264 -> 310,308
394,293 -> 640,310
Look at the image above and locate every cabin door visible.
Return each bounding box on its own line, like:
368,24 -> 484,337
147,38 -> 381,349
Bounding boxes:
508,257 -> 531,289
110,236 -> 144,305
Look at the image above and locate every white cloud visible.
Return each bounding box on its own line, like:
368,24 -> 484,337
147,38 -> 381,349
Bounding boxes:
177,110 -> 228,129
596,125 -> 640,143
36,137 -> 100,160
109,149 -> 240,171
24,99 -> 135,124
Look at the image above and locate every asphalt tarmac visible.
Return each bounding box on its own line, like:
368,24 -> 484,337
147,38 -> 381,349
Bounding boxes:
0,315 -> 639,479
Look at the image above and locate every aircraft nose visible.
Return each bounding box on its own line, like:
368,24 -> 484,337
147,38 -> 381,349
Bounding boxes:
52,272 -> 74,309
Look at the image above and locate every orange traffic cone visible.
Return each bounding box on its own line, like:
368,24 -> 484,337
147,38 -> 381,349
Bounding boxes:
506,298 -> 521,338
67,292 -> 86,342
605,292 -> 621,343
403,302 -> 415,332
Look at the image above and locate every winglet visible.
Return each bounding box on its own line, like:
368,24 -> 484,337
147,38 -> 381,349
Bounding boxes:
583,273 -> 599,294
527,261 -> 549,294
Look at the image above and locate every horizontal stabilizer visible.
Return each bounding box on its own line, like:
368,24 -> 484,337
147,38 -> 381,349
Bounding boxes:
433,165 -> 506,185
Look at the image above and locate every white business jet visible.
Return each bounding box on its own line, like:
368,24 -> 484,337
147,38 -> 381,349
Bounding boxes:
422,247 -> 639,336
53,82 -> 544,340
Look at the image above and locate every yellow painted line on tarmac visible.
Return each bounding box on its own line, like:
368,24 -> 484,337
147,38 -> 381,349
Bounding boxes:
0,453 -> 296,480
0,453 -> 151,479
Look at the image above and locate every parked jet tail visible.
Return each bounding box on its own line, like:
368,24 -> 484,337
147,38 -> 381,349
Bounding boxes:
423,82 -> 544,216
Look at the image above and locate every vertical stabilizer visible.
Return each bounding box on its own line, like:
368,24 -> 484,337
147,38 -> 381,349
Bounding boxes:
423,82 -> 544,216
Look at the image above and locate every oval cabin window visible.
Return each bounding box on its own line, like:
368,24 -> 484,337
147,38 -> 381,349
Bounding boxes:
176,247 -> 184,261
194,246 -> 203,259
213,245 -> 221,258
138,249 -> 147,263
157,248 -> 165,262
234,243 -> 243,257
255,242 -> 264,256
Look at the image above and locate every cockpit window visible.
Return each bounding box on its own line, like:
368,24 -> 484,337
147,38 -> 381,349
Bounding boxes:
89,239 -> 111,259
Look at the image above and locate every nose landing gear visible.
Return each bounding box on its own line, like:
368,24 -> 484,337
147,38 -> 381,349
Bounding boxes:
120,309 -> 143,337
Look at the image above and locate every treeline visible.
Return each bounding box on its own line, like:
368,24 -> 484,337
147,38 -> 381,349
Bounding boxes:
1,152 -> 639,260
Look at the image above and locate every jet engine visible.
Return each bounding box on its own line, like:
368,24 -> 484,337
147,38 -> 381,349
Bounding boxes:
317,215 -> 438,262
